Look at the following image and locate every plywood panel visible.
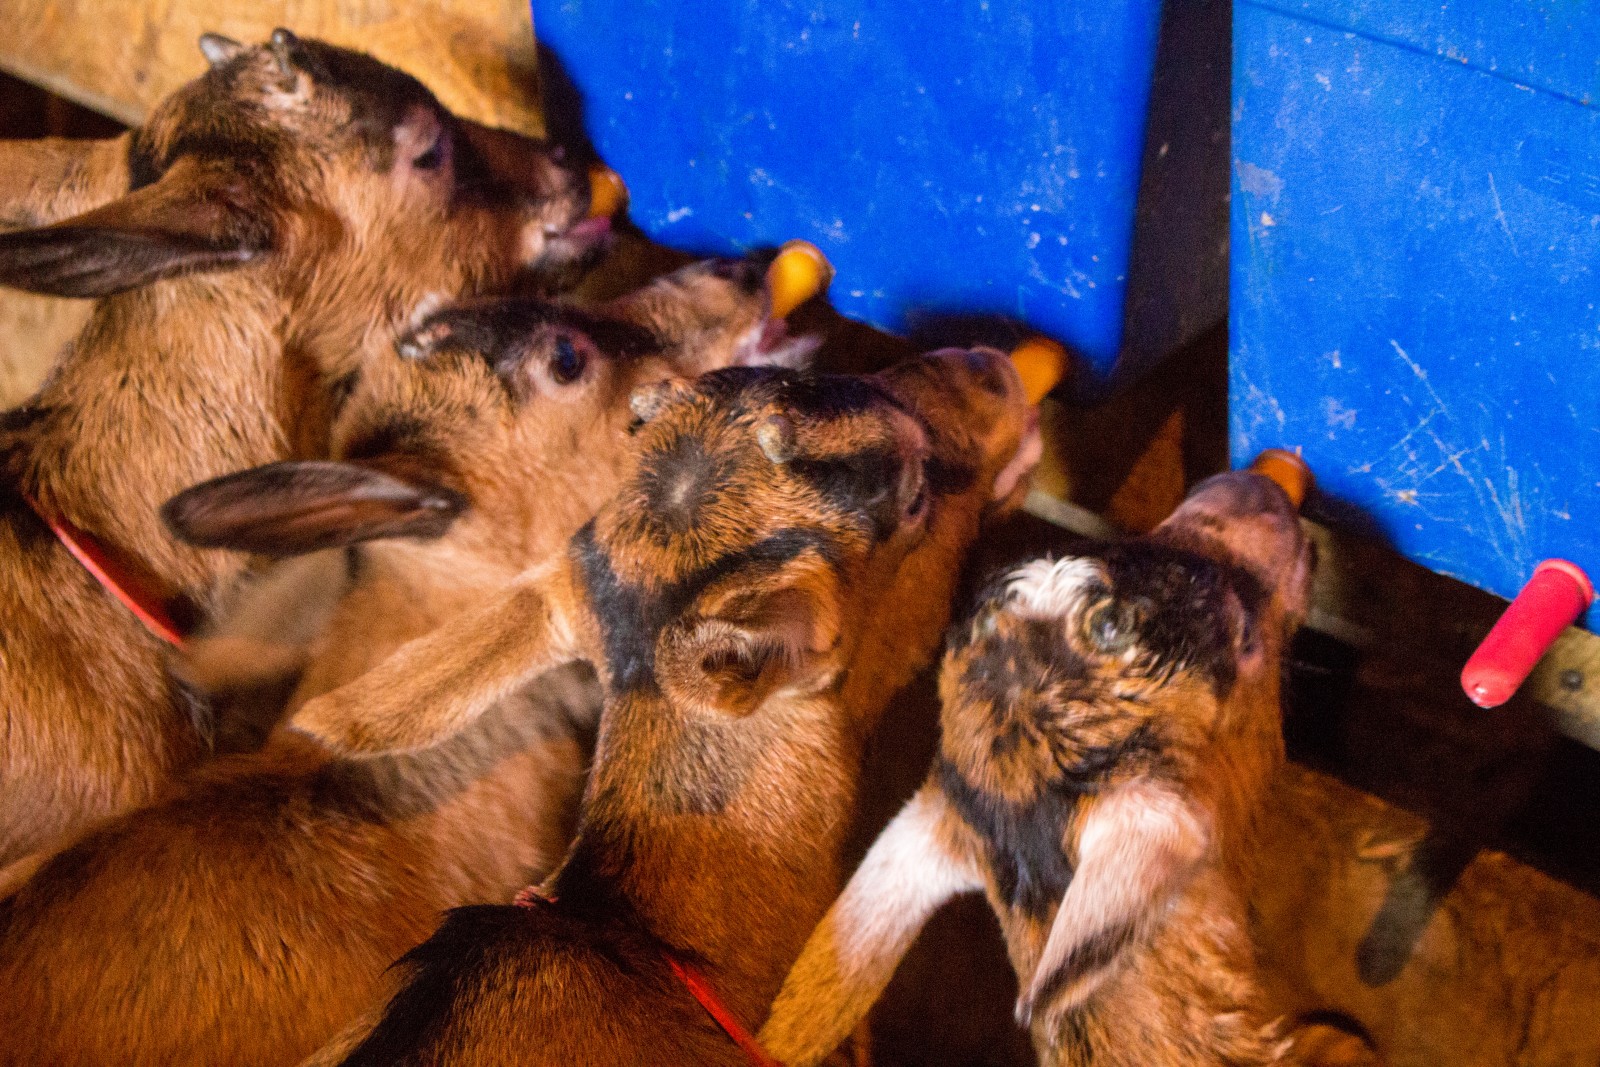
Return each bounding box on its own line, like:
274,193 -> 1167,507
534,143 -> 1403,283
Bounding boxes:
0,292 -> 89,406
0,1 -> 543,135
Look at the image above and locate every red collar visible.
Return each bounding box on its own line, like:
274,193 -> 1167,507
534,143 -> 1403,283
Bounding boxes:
513,888 -> 781,1067
23,492 -> 187,647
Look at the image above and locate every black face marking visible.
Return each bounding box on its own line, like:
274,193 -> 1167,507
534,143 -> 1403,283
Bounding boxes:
636,437 -> 737,539
340,415 -> 433,463
955,614 -> 1171,785
572,522 -> 837,695
405,301 -> 658,386
704,249 -> 773,292
926,455 -> 977,498
289,40 -> 442,162
788,447 -> 903,540
126,137 -> 161,193
151,133 -> 277,180
957,616 -> 1088,714
1099,543 -> 1260,699
958,544 -> 1262,703
936,758 -> 1080,918
692,365 -> 893,422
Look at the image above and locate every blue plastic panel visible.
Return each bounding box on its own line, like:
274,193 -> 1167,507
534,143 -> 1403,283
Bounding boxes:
1232,0 -> 1600,623
533,0 -> 1163,378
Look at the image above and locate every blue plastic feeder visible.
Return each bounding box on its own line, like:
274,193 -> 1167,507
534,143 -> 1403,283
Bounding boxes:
532,0 -> 1173,385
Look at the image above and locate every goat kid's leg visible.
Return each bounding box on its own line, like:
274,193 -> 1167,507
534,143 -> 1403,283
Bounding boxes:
290,561 -> 583,755
760,784 -> 982,1066
1019,779 -> 1210,1039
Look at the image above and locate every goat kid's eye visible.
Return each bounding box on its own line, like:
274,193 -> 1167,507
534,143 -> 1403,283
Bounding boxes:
551,336 -> 587,384
412,136 -> 446,171
1081,600 -> 1137,655
906,480 -> 929,518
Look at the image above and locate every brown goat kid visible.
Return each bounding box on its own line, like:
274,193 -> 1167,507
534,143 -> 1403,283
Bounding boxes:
0,254 -> 814,1067
170,250 -> 821,711
284,347 -> 1040,1065
758,471 -> 1372,1067
0,30 -> 610,865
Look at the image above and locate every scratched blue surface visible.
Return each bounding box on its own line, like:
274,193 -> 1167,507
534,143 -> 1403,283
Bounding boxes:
532,1 -> 1163,379
1232,1 -> 1600,623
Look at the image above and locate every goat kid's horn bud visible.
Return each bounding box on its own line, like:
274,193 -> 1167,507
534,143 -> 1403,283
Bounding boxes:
766,240 -> 833,319
587,165 -> 628,219
1009,337 -> 1068,406
756,415 -> 797,465
629,378 -> 691,424
268,28 -> 299,78
1249,448 -> 1312,510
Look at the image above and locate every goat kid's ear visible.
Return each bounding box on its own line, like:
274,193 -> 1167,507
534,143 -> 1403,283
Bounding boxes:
198,32 -> 245,67
0,134 -> 132,232
0,155 -> 271,297
1017,780 -> 1209,1033
658,557 -> 843,717
162,460 -> 466,557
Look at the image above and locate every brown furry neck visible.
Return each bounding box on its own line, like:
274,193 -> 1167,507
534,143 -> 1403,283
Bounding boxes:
550,526 -> 975,1021
13,273 -> 288,605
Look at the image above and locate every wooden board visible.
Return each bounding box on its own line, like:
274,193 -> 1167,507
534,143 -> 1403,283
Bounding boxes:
0,0 -> 544,135
0,293 -> 89,406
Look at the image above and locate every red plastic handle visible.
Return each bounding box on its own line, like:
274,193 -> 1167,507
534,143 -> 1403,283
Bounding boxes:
1460,560 -> 1593,708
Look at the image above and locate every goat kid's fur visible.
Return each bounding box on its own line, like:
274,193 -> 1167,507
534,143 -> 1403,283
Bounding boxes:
758,472 -> 1380,1067
285,347 -> 1039,1065
1251,761 -> 1600,1067
0,255 -> 814,1067
0,30 -> 603,864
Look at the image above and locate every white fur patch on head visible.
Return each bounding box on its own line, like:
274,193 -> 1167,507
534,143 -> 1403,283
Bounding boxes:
1003,557 -> 1104,620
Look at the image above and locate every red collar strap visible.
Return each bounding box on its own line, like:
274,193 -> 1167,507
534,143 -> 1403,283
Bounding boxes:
23,492 -> 187,648
513,888 -> 781,1067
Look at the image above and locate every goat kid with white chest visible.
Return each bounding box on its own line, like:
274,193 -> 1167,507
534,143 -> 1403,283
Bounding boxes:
287,344 -> 1042,1066
760,471 -> 1357,1066
0,29 -> 614,865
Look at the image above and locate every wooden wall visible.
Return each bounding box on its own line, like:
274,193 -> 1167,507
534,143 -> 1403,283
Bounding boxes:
0,1 -> 543,133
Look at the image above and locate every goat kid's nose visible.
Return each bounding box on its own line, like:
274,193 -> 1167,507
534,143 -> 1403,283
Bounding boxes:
1183,470 -> 1300,525
1165,470 -> 1309,587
